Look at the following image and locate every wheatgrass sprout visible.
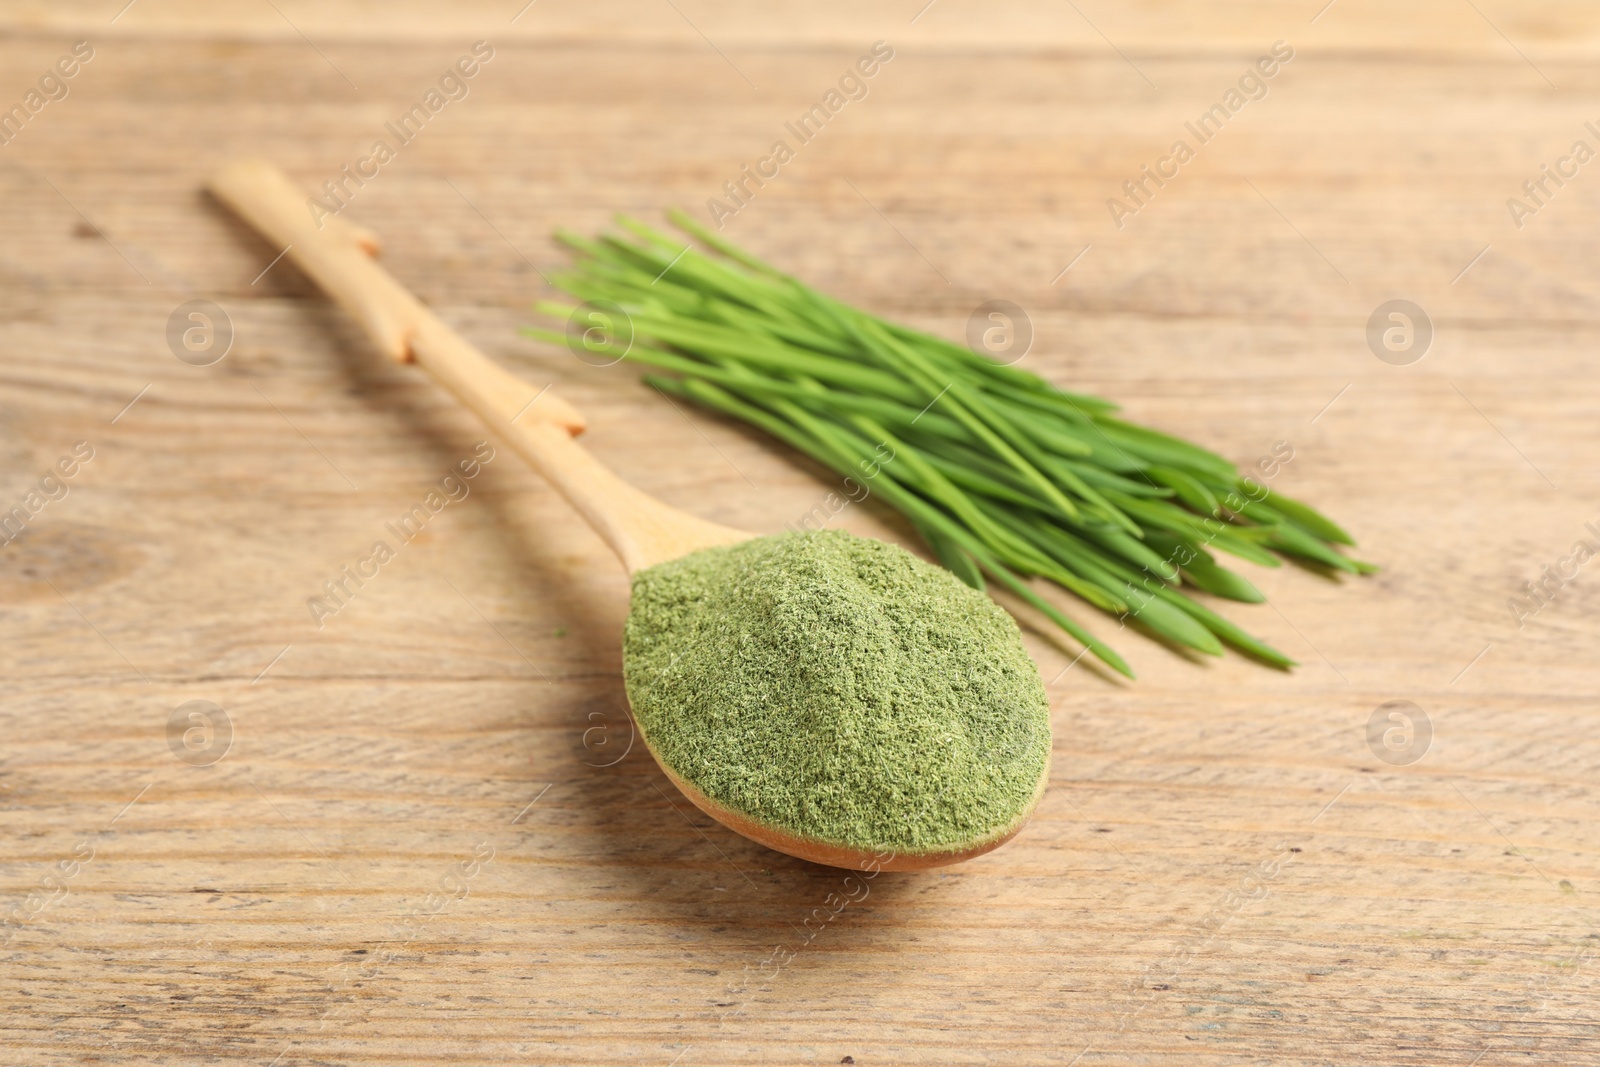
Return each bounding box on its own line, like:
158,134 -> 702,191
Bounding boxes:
523,213 -> 1374,677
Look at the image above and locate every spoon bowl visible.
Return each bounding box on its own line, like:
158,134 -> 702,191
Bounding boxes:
651,740 -> 1050,872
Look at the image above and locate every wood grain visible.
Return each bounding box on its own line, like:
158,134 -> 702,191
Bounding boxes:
2,3 -> 1598,1064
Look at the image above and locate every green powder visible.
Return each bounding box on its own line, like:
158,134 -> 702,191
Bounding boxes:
622,530 -> 1052,855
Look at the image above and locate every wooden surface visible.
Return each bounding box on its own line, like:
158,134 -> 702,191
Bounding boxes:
3,2 -> 1599,1064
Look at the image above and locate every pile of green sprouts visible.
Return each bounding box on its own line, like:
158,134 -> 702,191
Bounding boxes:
525,212 -> 1372,677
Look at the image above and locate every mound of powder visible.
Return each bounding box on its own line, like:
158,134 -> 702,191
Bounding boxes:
622,529 -> 1051,855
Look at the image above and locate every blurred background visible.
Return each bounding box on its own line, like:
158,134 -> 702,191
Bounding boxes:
2,2 -> 1597,1065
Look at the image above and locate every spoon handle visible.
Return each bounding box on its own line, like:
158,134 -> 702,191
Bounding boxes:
207,160 -> 750,573
209,160 -> 585,433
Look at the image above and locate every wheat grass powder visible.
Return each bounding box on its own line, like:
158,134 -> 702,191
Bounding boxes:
623,530 -> 1052,855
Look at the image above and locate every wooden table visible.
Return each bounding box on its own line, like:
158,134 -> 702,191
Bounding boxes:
3,2 -> 1597,1063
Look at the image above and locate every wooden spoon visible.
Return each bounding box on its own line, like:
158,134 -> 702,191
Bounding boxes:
206,161 -> 1045,871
